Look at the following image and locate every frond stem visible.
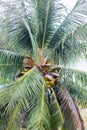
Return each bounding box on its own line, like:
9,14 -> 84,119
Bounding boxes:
42,0 -> 51,49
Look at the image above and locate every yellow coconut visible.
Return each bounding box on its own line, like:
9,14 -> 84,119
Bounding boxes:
47,84 -> 51,88
49,80 -> 55,86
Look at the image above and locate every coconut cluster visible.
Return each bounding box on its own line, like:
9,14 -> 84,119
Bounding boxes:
16,56 -> 61,88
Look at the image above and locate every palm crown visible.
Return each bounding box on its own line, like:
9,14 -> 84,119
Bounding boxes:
0,0 -> 87,130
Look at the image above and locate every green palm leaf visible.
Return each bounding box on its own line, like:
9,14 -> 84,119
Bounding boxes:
26,83 -> 52,130
52,65 -> 87,107
49,0 -> 87,63
6,102 -> 21,130
52,65 -> 87,86
64,82 -> 87,108
49,88 -> 64,130
0,0 -> 66,49
0,67 -> 47,129
0,49 -> 24,83
56,23 -> 87,64
60,67 -> 87,107
32,0 -> 66,48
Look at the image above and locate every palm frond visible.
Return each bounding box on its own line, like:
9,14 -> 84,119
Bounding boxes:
56,86 -> 84,130
22,18 -> 38,58
60,67 -> 87,107
63,82 -> 87,108
57,24 -> 87,64
49,0 -> 87,63
0,102 -> 8,130
52,65 -> 87,107
0,67 -> 46,129
49,88 -> 64,130
52,65 -> 87,86
0,49 -> 24,83
33,0 -> 66,48
6,102 -> 21,130
50,0 -> 87,46
0,49 -> 24,61
0,67 -> 43,108
60,66 -> 87,87
0,0 -> 66,50
0,1 -> 34,53
26,83 -> 52,130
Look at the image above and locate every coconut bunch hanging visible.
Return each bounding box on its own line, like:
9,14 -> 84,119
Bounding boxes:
16,51 -> 61,89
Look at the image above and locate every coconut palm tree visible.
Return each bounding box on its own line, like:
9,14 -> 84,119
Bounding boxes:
0,0 -> 87,130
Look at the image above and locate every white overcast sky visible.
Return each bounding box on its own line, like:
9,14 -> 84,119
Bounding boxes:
0,0 -> 87,71
62,0 -> 77,9
1,0 -> 77,8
